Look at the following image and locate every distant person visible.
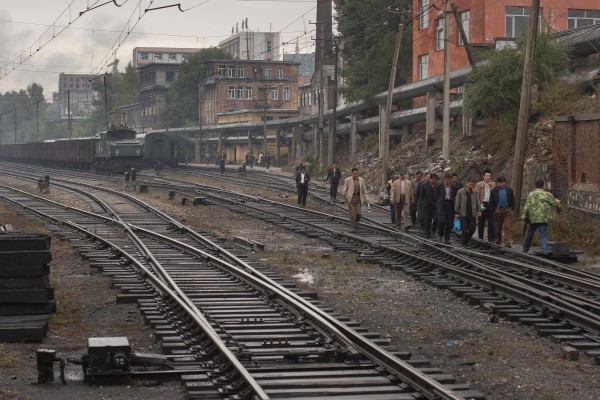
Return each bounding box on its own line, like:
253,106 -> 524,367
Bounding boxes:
522,179 -> 561,256
455,178 -> 481,247
390,171 -> 413,230
489,176 -> 516,247
386,173 -> 398,225
475,169 -> 496,242
325,161 -> 342,201
124,170 -> 131,190
295,166 -> 310,207
130,168 -> 137,190
154,160 -> 162,176
265,153 -> 272,170
219,157 -> 226,175
341,168 -> 370,232
205,152 -> 210,166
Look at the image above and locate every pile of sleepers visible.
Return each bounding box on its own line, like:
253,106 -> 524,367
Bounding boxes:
0,232 -> 55,342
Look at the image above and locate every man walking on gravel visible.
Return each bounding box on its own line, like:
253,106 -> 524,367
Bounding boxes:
325,161 -> 342,201
475,169 -> 496,242
295,166 -> 310,207
455,178 -> 481,246
341,168 -> 370,232
390,171 -> 413,230
522,179 -> 561,256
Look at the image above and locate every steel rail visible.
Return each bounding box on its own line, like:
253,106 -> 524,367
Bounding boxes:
0,184 -> 271,399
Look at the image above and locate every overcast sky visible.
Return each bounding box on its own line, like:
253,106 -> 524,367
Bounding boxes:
0,0 -> 319,97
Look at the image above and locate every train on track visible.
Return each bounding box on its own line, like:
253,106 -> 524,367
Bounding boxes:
0,129 -> 188,174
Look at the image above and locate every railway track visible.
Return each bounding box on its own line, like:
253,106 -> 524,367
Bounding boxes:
5,162 -> 600,357
0,171 -> 485,399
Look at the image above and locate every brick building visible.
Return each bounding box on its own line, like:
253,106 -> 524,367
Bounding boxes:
552,72 -> 600,216
57,73 -> 100,119
199,60 -> 300,125
138,63 -> 181,130
412,0 -> 599,88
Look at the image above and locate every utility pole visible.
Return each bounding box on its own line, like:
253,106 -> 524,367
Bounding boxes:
328,40 -> 339,165
512,0 -> 541,216
381,8 -> 405,187
67,90 -> 72,138
442,0 -> 451,158
317,22 -> 325,170
451,3 -> 476,68
14,106 -> 17,143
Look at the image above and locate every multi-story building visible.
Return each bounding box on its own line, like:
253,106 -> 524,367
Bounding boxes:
132,47 -> 199,68
138,63 -> 181,130
218,32 -> 280,61
199,59 -> 300,125
58,73 -> 99,120
412,0 -> 600,86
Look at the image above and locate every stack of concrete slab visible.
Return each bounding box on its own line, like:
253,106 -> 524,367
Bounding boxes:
0,233 -> 55,342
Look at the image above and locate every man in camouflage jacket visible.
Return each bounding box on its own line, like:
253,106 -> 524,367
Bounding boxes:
521,179 -> 561,256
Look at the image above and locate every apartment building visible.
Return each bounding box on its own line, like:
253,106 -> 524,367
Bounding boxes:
199,59 -> 300,125
412,0 -> 600,84
132,47 -> 199,68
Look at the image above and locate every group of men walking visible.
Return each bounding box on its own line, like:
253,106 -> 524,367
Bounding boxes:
298,162 -> 561,254
386,169 -> 560,252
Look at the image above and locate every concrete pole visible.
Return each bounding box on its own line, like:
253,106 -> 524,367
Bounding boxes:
512,0 -> 541,216
425,92 -> 437,145
442,1 -> 451,158
381,19 -> 404,188
350,113 -> 357,156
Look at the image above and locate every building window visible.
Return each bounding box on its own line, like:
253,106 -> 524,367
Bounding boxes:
283,87 -> 290,100
166,71 -> 175,82
245,87 -> 253,99
419,0 -> 430,29
458,10 -> 470,45
418,55 -> 429,80
228,66 -> 235,78
436,17 -> 445,50
218,65 -> 227,77
266,41 -> 272,52
272,88 -> 279,100
237,66 -> 245,78
228,86 -> 236,99
568,9 -> 600,29
182,53 -> 190,61
154,53 -> 163,60
505,6 -> 542,38
236,86 -> 244,98
264,68 -> 272,79
140,52 -> 149,60
168,53 -> 177,60
276,67 -> 284,79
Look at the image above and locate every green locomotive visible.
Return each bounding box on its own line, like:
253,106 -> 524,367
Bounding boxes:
93,127 -> 144,174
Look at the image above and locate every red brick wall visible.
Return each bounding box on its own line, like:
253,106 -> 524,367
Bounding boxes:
553,116 -> 600,203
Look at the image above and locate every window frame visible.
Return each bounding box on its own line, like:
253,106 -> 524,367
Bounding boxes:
458,10 -> 470,46
419,0 -> 430,29
436,17 -> 445,51
418,54 -> 429,80
228,86 -> 236,99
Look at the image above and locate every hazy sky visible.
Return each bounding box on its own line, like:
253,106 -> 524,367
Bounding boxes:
0,0 -> 319,96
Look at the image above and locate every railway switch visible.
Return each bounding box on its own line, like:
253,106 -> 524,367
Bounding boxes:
85,337 -> 131,376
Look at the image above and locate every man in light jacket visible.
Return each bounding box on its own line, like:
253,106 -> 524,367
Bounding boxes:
341,168 -> 370,232
455,178 -> 482,247
390,171 -> 413,230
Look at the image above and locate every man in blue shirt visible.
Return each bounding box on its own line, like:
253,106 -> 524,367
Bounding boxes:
489,176 -> 516,247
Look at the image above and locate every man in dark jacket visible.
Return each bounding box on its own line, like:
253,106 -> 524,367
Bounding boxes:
325,161 -> 342,201
489,176 -> 516,247
418,173 -> 438,238
295,166 -> 310,207
435,173 -> 457,243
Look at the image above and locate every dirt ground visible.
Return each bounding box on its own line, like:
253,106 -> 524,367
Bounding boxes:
1,173 -> 600,400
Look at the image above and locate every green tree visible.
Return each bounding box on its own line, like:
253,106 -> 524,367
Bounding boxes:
165,47 -> 232,128
464,32 -> 569,119
335,0 -> 412,102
